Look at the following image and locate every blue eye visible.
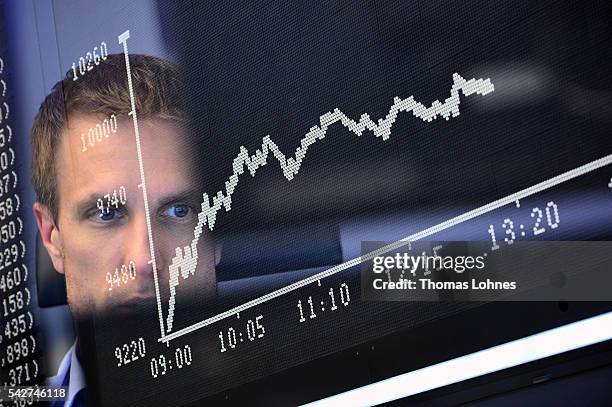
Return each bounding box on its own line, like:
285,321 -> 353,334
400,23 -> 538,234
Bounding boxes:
164,204 -> 191,218
96,207 -> 118,221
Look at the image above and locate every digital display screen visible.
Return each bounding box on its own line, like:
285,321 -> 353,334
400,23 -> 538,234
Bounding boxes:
0,1 -> 611,406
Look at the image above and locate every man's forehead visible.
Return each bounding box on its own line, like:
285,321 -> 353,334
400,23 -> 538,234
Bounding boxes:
56,115 -> 200,203
60,114 -> 193,163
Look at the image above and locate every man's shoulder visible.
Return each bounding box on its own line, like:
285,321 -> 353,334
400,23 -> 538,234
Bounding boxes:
46,343 -> 75,387
45,342 -> 87,406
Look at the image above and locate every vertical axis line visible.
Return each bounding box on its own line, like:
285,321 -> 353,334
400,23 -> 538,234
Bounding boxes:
118,30 -> 166,341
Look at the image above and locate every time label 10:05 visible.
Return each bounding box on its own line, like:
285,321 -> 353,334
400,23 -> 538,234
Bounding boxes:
218,315 -> 265,353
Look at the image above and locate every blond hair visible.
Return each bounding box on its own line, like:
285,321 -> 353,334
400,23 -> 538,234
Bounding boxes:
31,54 -> 185,221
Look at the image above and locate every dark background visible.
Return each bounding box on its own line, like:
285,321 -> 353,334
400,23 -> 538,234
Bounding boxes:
2,0 -> 612,405
162,0 -> 612,233
85,1 -> 612,405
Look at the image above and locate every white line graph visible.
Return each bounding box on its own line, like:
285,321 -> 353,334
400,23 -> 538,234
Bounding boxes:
164,73 -> 495,333
161,152 -> 612,343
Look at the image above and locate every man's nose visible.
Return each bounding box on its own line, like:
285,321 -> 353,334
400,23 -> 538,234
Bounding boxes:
124,214 -> 154,279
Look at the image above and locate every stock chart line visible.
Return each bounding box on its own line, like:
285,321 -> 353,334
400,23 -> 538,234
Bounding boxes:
119,30 -> 166,340
164,73 -> 495,333
161,151 -> 612,343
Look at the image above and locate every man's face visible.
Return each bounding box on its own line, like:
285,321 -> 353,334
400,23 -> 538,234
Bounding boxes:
35,115 -> 217,319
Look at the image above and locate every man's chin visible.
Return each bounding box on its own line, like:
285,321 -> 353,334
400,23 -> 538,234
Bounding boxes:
72,296 -> 158,321
109,295 -> 158,315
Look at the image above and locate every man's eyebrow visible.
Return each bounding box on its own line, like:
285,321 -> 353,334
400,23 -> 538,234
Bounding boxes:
154,188 -> 202,211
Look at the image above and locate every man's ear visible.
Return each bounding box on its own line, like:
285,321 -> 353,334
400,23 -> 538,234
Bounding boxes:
214,241 -> 223,267
33,202 -> 65,274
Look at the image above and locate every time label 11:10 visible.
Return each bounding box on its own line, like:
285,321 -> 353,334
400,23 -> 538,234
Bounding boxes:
297,282 -> 350,323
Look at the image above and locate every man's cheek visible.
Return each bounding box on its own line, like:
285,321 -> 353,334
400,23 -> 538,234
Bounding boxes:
64,265 -> 98,318
65,248 -> 111,309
